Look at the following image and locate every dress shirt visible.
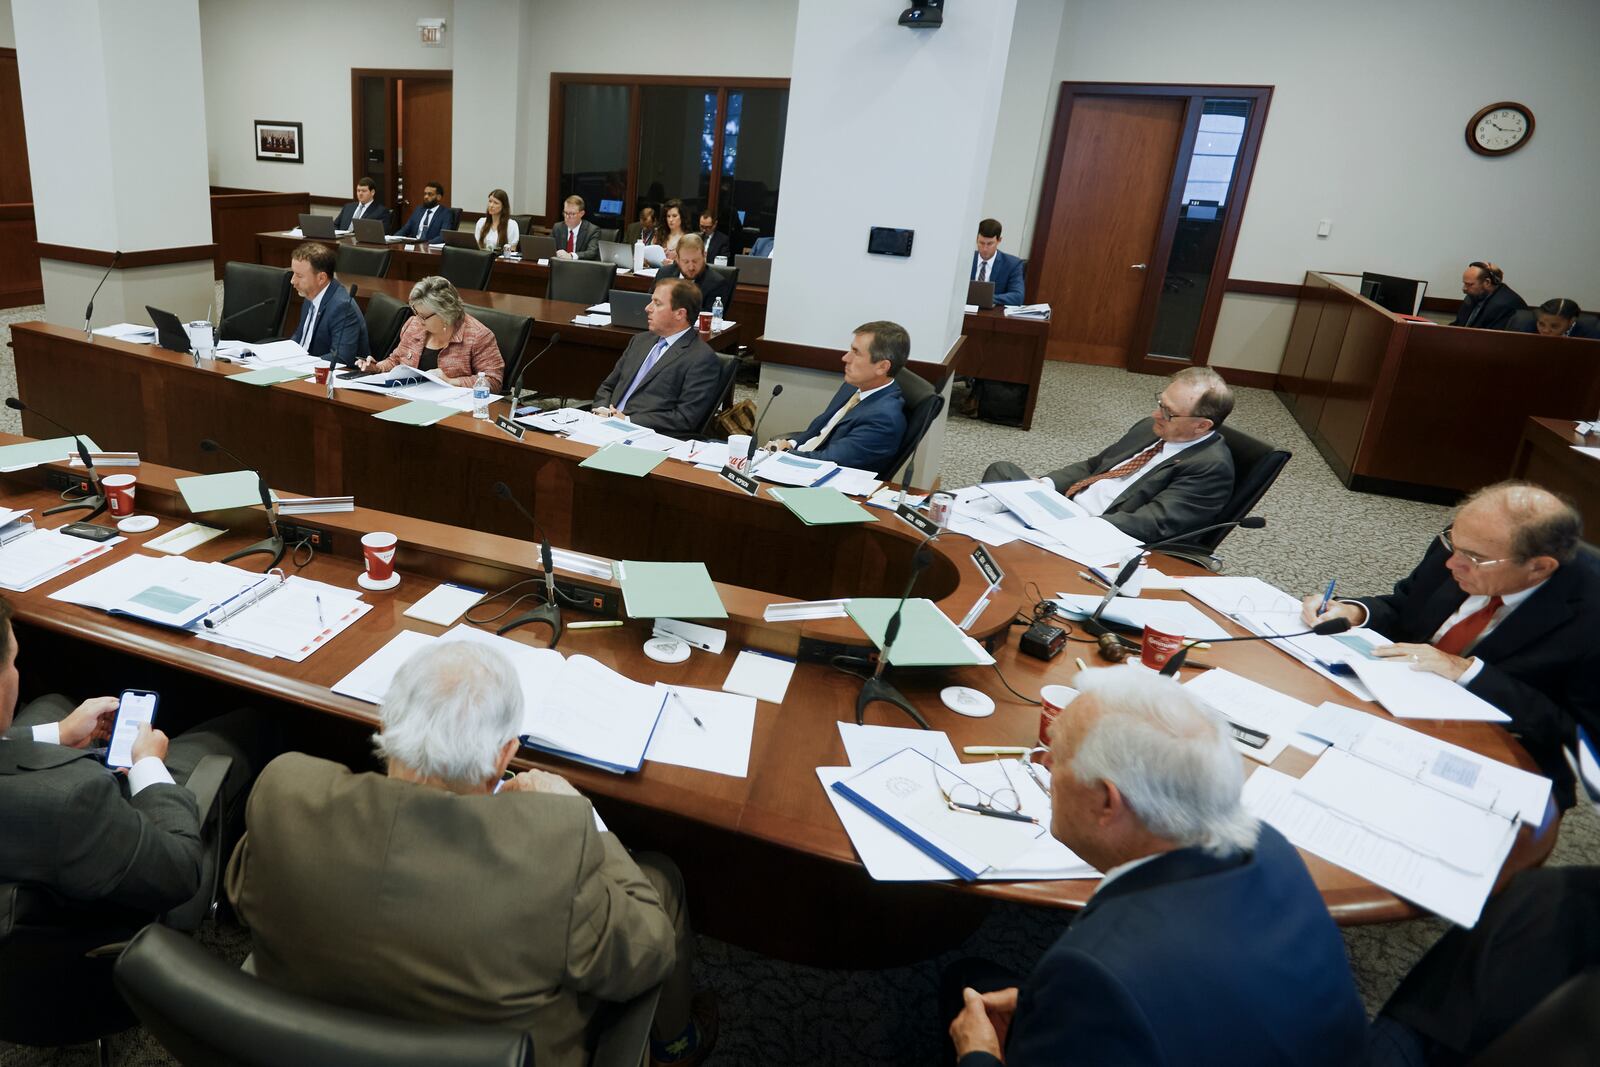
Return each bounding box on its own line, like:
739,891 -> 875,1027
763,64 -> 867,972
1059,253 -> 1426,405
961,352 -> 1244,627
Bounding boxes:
1338,579 -> 1546,687
26,722 -> 174,794
418,205 -> 437,237
374,313 -> 505,391
1071,432 -> 1215,516
295,281 -> 329,346
974,253 -> 995,282
794,380 -> 893,452
616,327 -> 688,411
353,200 -> 369,220
474,217 -> 521,251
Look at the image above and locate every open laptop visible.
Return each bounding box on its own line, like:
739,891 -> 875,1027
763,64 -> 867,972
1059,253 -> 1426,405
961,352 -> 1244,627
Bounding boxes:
519,234 -> 558,260
352,217 -> 388,244
597,240 -> 633,269
144,306 -> 193,353
608,289 -> 651,330
439,229 -> 479,249
733,253 -> 772,287
967,280 -> 996,309
298,213 -> 337,239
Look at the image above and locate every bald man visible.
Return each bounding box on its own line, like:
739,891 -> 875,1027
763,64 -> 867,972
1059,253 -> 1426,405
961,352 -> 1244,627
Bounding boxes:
1302,481 -> 1600,808
1450,261 -> 1525,330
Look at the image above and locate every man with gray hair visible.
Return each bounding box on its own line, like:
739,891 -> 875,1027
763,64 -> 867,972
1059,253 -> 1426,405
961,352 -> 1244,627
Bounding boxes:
981,366 -> 1237,543
227,640 -> 717,1066
947,666 -> 1365,1066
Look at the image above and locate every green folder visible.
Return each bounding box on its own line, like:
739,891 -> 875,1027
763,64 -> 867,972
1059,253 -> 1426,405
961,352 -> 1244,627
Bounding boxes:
230,366 -> 306,387
768,487 -> 879,526
373,400 -> 458,426
0,436 -> 103,471
846,598 -> 990,667
613,561 -> 727,619
579,443 -> 669,478
176,471 -> 271,513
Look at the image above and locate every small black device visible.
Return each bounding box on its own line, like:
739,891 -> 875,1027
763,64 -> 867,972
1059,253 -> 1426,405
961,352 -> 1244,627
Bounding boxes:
145,306 -> 193,353
608,289 -> 651,330
1020,621 -> 1067,661
60,521 -> 118,542
106,689 -> 159,769
1358,271 -> 1428,316
867,226 -> 914,257
899,0 -> 944,28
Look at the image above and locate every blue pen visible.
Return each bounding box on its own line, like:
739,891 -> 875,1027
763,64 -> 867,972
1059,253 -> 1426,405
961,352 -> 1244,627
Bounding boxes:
1318,579 -> 1336,616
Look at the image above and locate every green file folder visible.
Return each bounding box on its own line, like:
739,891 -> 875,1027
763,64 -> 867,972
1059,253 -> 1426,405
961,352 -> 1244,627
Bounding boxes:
613,561 -> 728,620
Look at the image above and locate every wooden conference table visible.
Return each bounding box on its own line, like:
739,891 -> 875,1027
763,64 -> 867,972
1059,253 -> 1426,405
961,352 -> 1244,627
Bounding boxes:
6,321 -> 1558,942
1510,416 -> 1600,536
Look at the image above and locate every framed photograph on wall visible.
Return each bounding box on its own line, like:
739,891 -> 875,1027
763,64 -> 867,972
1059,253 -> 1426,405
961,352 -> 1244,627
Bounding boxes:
254,120 -> 303,163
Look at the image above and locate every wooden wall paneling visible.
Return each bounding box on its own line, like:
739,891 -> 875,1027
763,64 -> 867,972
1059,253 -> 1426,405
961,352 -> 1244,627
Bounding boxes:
1315,301 -> 1394,481
0,205 -> 42,308
211,193 -> 309,277
0,49 -> 31,203
1275,272 -> 1326,398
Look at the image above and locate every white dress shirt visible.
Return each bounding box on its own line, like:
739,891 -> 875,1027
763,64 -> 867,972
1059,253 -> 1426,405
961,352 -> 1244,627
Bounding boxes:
475,217 -> 521,251
28,722 -> 175,794
297,280 -> 329,346
974,253 -> 996,282
1071,432 -> 1215,517
352,199 -> 370,220
794,380 -> 893,452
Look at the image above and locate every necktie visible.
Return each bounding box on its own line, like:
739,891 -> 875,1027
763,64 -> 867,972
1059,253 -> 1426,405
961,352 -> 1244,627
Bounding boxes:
420,207 -> 435,236
799,392 -> 863,452
1064,442 -> 1162,498
616,338 -> 669,411
979,258 -> 989,282
567,227 -> 577,254
1435,596 -> 1503,656
354,202 -> 366,219
1465,298 -> 1483,326
295,299 -> 316,347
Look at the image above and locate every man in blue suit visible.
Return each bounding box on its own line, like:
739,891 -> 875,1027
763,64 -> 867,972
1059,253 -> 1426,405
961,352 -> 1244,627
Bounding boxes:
766,320 -> 908,475
946,666 -> 1366,1067
288,243 -> 368,367
394,180 -> 450,243
971,219 -> 1025,306
333,176 -> 390,231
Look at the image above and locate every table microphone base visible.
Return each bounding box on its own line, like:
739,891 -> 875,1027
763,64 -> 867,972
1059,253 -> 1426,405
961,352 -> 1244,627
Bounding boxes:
856,673 -> 930,729
497,600 -> 563,647
220,534 -> 285,571
44,493 -> 108,522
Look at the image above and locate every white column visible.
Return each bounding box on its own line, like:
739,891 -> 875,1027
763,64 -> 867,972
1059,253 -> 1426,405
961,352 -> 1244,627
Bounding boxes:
13,0 -> 214,328
451,0 -> 531,216
759,0 -> 1017,482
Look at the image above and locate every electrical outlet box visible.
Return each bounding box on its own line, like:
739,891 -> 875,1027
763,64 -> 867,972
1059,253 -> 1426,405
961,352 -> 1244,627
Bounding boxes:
280,522 -> 332,553
46,470 -> 91,494
553,578 -> 617,616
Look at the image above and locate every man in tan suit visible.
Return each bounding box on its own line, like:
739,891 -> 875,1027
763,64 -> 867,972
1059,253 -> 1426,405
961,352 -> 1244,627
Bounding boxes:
227,640 -> 715,1066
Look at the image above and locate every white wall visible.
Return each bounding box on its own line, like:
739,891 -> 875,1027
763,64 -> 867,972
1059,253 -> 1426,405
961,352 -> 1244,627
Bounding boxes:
451,0 -> 527,214
979,0 -> 1064,252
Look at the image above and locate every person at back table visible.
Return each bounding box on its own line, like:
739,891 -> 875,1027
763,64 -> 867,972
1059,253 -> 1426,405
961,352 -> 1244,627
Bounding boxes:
592,278 -> 722,435
1528,297 -> 1600,339
395,180 -> 450,243
657,235 -> 734,310
1451,261 -> 1525,329
971,218 -> 1025,306
288,242 -> 368,368
474,188 -> 520,253
766,321 -> 909,474
944,666 -> 1366,1066
660,198 -> 689,263
333,176 -> 389,231
355,275 -> 504,391
981,366 -> 1235,543
635,205 -> 661,246
696,209 -> 730,263
551,194 -> 599,260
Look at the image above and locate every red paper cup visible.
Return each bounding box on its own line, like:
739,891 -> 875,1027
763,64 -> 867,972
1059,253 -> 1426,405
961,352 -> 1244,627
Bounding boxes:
103,473 -> 137,517
1140,626 -> 1186,671
361,531 -> 398,582
697,310 -> 713,333
313,364 -> 330,385
1039,684 -> 1076,747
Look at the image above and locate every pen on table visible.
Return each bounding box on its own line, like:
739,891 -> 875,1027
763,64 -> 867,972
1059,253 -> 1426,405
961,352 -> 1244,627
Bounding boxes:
1077,569 -> 1112,591
963,745 -> 1032,756
1318,578 -> 1336,616
948,800 -> 1038,824
569,620 -> 623,630
1075,656 -> 1089,673
315,594 -> 325,628
669,690 -> 705,730
686,439 -> 702,460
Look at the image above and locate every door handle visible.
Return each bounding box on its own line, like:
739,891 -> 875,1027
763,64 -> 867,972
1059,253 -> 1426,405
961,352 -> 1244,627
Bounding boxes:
1130,263 -> 1148,270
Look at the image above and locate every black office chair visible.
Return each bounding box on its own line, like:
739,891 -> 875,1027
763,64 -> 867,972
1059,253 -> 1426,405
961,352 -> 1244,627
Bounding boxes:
547,259 -> 617,305
510,214 -> 535,237
364,292 -> 412,362
1157,424 -> 1292,571
1507,308 -> 1537,332
623,221 -> 643,244
463,303 -> 533,392
876,368 -> 947,482
1470,968 -> 1600,1067
1016,257 -> 1030,302
220,262 -> 292,343
335,245 -> 392,279
440,247 -> 496,292
113,924 -> 535,1067
447,207 -> 464,230
707,264 -> 740,292
596,227 -> 620,244
695,352 -> 743,435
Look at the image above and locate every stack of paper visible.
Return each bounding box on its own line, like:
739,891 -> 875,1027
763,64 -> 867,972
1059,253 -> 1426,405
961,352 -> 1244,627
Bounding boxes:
277,496 -> 355,515
1182,668 -> 1326,764
1176,575 -> 1302,617
644,684 -> 757,778
330,630 -> 436,703
197,575 -> 370,661
721,649 -> 796,703
565,416 -> 652,448
93,323 -> 158,343
571,313 -> 612,327
0,528 -> 121,591
753,451 -> 838,487
1050,592 -> 1231,641
668,438 -> 729,469
1347,658 -> 1510,722
517,407 -> 595,434
1003,304 -> 1052,319
49,554 -> 277,631
241,340 -> 317,373
1229,608 -> 1378,702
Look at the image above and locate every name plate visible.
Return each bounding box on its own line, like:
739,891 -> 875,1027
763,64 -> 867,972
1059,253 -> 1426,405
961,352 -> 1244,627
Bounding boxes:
719,465 -> 759,495
971,546 -> 1004,587
895,503 -> 938,536
493,414 -> 526,441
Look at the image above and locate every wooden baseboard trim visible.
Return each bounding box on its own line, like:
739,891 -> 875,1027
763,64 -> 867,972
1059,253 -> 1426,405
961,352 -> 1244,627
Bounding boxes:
1210,365 -> 1278,390
0,288 -> 44,309
1224,278 -> 1299,299
36,243 -> 219,269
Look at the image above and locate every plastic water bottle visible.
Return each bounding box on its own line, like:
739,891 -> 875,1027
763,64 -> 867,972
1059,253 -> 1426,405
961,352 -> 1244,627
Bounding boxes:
472,371 -> 491,420
711,297 -> 724,327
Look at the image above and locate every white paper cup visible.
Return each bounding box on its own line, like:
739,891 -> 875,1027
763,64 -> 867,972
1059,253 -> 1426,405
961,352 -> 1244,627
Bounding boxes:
726,435 -> 752,470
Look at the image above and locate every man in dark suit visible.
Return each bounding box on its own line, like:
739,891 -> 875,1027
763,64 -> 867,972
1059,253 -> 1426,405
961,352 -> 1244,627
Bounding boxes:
971,218 -> 1025,306
551,194 -> 600,261
1302,481 -> 1599,808
946,666 -> 1366,1066
1451,261 -> 1525,329
288,242 -> 369,366
697,209 -> 731,263
982,366 -> 1236,543
395,180 -> 450,243
767,320 -> 909,474
333,176 -> 390,231
593,278 -> 723,435
657,234 -> 734,310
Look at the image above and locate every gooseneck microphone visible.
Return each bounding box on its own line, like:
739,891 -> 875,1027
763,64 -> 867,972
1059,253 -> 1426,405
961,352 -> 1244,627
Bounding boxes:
6,397 -> 107,520
1158,617 -> 1352,676
217,296 -> 276,340
199,438 -> 284,569
83,251 -> 122,340
491,480 -> 563,646
506,332 -> 562,408
743,383 -> 784,468
854,533 -> 939,729
1084,517 -> 1268,637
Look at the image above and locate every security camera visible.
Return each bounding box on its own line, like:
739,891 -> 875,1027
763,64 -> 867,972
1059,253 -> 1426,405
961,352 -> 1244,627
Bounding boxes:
899,0 -> 944,29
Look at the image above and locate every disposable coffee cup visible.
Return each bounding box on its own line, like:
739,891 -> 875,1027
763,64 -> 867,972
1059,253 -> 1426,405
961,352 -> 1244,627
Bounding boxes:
1140,626 -> 1186,671
726,435 -> 752,470
1038,684 -> 1076,746
103,473 -> 137,517
697,310 -> 713,333
361,531 -> 399,582
313,364 -> 331,385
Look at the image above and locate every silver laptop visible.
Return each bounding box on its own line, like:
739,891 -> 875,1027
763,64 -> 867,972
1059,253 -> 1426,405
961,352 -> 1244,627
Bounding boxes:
440,229 -> 479,249
598,240 -> 633,269
298,213 -> 337,239
352,217 -> 388,244
967,280 -> 996,309
519,234 -> 558,260
733,253 -> 772,287
609,289 -> 650,330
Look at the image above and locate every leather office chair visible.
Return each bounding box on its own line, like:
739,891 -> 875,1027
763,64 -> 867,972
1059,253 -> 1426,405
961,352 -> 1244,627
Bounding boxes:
596,227 -> 620,244
440,247 -> 496,292
1470,968 -> 1600,1067
220,262 -> 292,343
624,220 -> 643,244
1507,308 -> 1537,332
462,303 -> 533,392
447,207 -> 464,230
707,264 -> 740,292
335,244 -> 392,279
364,292 -> 412,361
510,213 -> 535,237
1158,425 -> 1291,570
877,368 -> 946,482
696,352 -> 743,435
113,924 -> 535,1067
547,259 -> 617,305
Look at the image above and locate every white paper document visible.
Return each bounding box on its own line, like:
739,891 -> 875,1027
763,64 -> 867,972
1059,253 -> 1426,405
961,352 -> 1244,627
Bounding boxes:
198,575 -> 369,662
330,630 -> 436,704
0,528 -> 121,591
1177,575 -> 1301,617
754,451 -> 838,487
49,554 -> 274,630
1348,658 -> 1510,722
721,649 -> 796,704
1051,593 -> 1232,642
670,438 -> 730,469
242,340 -> 313,367
838,722 -> 960,770
981,479 -> 1089,531
402,582 -> 485,627
1182,668 -> 1324,763
1230,609 -> 1377,702
565,416 -> 651,448
94,322 -> 159,343
823,467 -> 884,498
645,684 -> 756,778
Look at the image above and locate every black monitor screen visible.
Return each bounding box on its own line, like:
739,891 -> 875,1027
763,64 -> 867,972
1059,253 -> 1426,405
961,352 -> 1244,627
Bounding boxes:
1360,271 -> 1427,316
599,198 -> 623,215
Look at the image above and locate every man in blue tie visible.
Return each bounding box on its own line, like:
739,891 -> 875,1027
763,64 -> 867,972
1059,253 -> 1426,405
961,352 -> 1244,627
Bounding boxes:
591,279 -> 722,435
395,181 -> 450,243
288,243 -> 367,367
971,219 -> 1026,307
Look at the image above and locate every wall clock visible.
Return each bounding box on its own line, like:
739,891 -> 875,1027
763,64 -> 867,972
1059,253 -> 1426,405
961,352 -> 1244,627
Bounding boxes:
1466,102 -> 1533,156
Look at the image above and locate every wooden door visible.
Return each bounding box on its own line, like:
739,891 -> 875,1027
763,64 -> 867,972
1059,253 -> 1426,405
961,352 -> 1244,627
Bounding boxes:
1030,96 -> 1185,365
0,49 -> 31,203
399,78 -> 452,220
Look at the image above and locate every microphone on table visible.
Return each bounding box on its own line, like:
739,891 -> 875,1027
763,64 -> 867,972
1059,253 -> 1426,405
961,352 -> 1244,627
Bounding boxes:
5,397 -> 108,520
894,432 -> 918,507
491,480 -> 563,646
199,438 -> 284,569
506,332 -> 561,409
742,383 -> 784,469
1084,517 -> 1268,638
83,251 -> 121,341
1158,617 -> 1352,676
855,531 -> 940,729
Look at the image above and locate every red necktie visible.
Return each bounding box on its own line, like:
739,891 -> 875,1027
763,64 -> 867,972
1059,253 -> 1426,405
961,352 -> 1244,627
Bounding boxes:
1435,596 -> 1503,656
567,228 -> 577,254
1065,443 -> 1162,498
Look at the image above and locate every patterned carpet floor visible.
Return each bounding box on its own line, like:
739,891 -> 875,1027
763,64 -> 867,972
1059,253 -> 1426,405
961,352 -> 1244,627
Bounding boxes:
2,306 -> 1595,1065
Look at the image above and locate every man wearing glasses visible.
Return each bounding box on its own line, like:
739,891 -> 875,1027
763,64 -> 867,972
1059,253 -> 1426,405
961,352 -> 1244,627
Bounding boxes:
980,367 -> 1236,543
1301,480 -> 1599,809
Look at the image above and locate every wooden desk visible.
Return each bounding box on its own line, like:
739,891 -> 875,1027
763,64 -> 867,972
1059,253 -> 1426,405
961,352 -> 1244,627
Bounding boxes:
1276,272 -> 1600,503
954,308 -> 1050,430
1510,417 -> 1600,535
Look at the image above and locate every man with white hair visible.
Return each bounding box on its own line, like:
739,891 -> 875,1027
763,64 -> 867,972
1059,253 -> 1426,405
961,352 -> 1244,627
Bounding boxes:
947,666 -> 1365,1066
227,640 -> 717,1067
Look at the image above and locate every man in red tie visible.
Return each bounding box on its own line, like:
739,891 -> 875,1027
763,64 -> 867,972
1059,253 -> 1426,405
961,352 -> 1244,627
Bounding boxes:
1302,481 -> 1599,809
551,194 -> 598,261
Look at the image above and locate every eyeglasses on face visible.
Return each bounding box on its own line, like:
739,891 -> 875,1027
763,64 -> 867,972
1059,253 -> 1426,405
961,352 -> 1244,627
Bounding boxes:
1153,392 -> 1202,421
1437,526 -> 1517,568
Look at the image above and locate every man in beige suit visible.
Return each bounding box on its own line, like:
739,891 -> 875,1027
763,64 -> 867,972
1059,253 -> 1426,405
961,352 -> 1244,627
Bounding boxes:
227,640 -> 716,1066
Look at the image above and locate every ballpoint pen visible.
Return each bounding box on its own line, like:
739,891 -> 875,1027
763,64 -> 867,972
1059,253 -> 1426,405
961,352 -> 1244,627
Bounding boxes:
946,800 -> 1038,824
315,594 -> 325,628
1318,578 -> 1336,616
670,691 -> 705,730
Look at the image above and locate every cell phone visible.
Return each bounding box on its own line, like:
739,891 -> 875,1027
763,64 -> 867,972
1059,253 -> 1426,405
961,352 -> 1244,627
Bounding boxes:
60,522 -> 118,542
106,690 -> 159,769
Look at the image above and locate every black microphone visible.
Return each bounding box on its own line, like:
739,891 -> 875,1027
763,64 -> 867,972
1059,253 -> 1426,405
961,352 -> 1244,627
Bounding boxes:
5,397 -> 107,520
491,480 -> 563,645
507,332 -> 562,407
83,251 -> 121,340
856,534 -> 938,729
894,435 -> 918,506
1087,516 -> 1268,633
200,438 -> 284,568
744,383 -> 784,466
217,296 -> 275,338
1159,617 -> 1351,676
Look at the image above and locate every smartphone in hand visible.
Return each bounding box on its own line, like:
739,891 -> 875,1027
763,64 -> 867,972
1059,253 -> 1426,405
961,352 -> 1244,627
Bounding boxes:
106,690 -> 159,769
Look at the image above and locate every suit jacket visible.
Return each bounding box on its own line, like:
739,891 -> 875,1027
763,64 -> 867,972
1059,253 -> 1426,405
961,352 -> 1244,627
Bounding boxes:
293,280 -> 369,367
593,329 -> 722,434
699,230 -> 731,263
0,737 -> 202,914
959,826 -> 1366,1067
375,312 -> 506,392
1043,418 -> 1235,543
784,380 -> 906,474
971,249 -> 1026,306
551,220 -> 600,261
1451,283 -> 1526,329
657,263 -> 734,310
397,202 -> 451,243
1355,541 -> 1600,808
333,200 -> 390,230
227,754 -> 677,1067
